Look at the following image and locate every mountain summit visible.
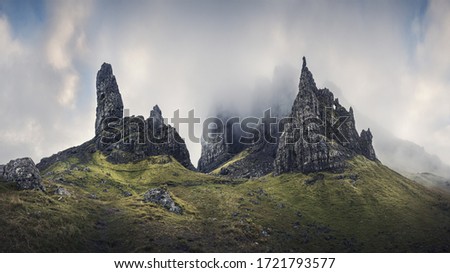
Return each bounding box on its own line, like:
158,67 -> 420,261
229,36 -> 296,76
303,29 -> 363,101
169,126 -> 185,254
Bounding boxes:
274,57 -> 376,174
198,57 -> 377,177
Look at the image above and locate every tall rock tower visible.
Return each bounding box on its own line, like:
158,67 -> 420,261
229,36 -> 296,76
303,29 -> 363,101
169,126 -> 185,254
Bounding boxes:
95,63 -> 124,136
274,57 -> 376,174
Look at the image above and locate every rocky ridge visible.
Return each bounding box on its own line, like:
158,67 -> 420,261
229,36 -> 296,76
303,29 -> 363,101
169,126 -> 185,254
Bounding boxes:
198,57 -> 377,177
6,58 -> 376,188
38,63 -> 194,172
274,57 -> 376,174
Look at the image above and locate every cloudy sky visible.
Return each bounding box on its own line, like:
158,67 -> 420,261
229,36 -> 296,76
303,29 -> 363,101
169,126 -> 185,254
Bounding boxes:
0,0 -> 449,168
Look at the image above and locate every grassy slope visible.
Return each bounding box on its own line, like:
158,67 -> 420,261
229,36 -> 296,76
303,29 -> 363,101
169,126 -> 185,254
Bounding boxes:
0,153 -> 449,252
210,149 -> 250,175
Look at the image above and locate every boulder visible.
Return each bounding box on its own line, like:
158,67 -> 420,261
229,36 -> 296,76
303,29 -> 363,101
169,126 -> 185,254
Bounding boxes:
143,188 -> 182,214
54,187 -> 71,196
3,158 -> 44,191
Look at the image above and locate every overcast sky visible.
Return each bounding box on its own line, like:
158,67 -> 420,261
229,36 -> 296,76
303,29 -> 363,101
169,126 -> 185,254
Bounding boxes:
0,0 -> 449,167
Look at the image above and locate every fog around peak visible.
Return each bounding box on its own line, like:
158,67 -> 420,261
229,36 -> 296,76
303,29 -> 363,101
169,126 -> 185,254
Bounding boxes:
0,0 -> 449,172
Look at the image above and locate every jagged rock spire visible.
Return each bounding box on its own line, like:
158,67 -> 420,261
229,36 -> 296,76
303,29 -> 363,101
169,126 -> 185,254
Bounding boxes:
274,57 -> 377,175
298,56 -> 317,92
150,104 -> 162,119
359,129 -> 377,160
150,104 -> 164,127
39,62 -> 195,171
95,63 -> 124,136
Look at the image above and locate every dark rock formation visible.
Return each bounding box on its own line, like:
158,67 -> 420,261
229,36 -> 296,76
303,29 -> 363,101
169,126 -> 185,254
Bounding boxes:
216,130 -> 279,178
38,63 -> 195,171
359,129 -> 377,160
37,139 -> 97,172
2,158 -> 44,190
143,188 -> 182,214
274,57 -> 376,174
197,116 -> 245,173
150,104 -> 164,128
198,57 -> 377,177
95,63 -> 124,136
197,115 -> 277,178
0,165 -> 5,180
96,107 -> 194,169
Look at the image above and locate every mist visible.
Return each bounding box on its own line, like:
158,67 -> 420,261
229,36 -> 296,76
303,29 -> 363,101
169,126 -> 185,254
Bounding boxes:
0,0 -> 449,173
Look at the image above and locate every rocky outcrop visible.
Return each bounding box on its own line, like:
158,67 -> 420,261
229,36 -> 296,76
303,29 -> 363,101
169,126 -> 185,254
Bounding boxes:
198,57 -> 377,177
96,107 -> 194,169
197,116 -> 245,173
198,138 -> 235,173
150,104 -> 164,128
95,63 -> 124,136
359,129 -> 376,161
0,165 -> 5,180
54,187 -> 71,196
39,63 -> 194,171
218,142 -> 277,178
273,57 -> 376,174
143,188 -> 182,214
2,158 -> 44,190
94,63 -> 193,169
197,115 -> 277,177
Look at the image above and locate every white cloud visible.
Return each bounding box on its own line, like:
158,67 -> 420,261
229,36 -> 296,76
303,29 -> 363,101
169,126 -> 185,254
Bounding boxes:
396,0 -> 450,164
0,2 -> 94,163
0,16 -> 23,63
45,1 -> 92,108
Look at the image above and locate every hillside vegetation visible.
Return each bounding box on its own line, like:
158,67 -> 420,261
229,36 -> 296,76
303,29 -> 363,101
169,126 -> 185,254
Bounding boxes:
0,153 -> 449,252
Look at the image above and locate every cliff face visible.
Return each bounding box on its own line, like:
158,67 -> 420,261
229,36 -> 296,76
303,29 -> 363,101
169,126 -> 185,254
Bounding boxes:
197,112 -> 279,178
273,57 -> 376,174
197,116 -> 246,173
